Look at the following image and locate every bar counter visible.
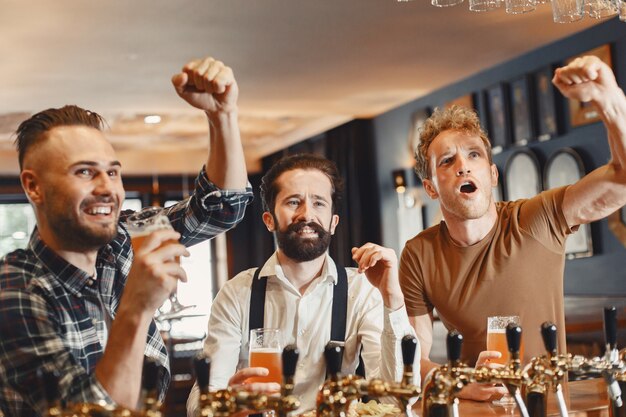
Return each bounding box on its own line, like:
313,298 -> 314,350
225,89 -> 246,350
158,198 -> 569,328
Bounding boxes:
412,378 -> 610,416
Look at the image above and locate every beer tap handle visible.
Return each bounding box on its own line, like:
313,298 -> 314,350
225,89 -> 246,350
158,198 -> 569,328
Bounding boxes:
142,357 -> 159,393
604,306 -> 618,353
401,335 -> 418,366
39,369 -> 61,408
324,343 -> 344,377
541,322 -> 558,356
446,330 -> 463,364
193,353 -> 211,393
282,345 -> 299,380
506,323 -> 522,359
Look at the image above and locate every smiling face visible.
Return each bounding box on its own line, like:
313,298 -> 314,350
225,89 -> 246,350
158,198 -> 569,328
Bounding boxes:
20,125 -> 125,252
262,168 -> 339,262
422,129 -> 498,221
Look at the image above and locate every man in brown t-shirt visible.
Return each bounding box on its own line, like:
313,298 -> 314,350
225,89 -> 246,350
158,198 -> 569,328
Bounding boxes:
399,56 -> 626,401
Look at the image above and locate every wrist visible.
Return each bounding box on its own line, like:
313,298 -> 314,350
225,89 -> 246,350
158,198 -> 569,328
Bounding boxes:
206,107 -> 239,124
382,291 -> 405,310
115,299 -> 154,327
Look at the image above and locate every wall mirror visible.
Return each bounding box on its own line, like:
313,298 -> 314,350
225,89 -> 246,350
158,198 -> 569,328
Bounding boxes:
504,149 -> 542,201
544,148 -> 593,259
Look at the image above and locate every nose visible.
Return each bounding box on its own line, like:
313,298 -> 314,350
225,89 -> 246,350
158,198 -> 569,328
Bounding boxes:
455,157 -> 471,177
295,200 -> 315,222
93,172 -> 115,195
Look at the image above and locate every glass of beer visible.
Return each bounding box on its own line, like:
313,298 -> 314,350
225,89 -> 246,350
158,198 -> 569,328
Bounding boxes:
126,207 -> 194,318
248,328 -> 283,384
487,315 -> 523,408
486,315 -> 524,364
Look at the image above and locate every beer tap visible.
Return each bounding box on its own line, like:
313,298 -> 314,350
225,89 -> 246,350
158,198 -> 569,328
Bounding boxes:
523,322 -> 568,417
43,361 -> 165,417
317,338 -> 421,417
603,307 -> 625,417
193,349 -> 301,417
316,343 -> 357,417
422,328 -> 530,417
354,335 -> 421,415
559,307 -> 625,417
271,345 -> 301,417
41,369 -> 63,417
421,330 -> 465,417
141,359 -> 163,417
503,324 -> 531,417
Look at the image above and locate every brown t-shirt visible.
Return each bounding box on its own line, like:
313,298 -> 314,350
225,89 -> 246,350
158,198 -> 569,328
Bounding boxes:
399,186 -> 572,365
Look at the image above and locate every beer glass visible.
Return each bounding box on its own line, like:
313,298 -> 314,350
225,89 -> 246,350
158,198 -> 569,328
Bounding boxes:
487,315 -> 523,408
551,0 -> 585,22
248,328 -> 283,384
126,207 -> 194,318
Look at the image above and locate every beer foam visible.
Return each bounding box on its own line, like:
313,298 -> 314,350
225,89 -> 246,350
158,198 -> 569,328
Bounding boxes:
250,347 -> 282,353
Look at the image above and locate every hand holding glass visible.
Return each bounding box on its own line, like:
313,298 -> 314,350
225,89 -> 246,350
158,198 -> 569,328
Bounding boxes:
248,328 -> 283,384
126,207 -> 194,318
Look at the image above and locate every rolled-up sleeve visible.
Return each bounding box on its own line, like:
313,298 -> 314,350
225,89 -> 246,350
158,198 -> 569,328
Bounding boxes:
165,167 -> 253,247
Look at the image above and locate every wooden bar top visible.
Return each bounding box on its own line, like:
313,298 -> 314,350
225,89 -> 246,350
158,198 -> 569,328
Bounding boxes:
411,378 -> 611,416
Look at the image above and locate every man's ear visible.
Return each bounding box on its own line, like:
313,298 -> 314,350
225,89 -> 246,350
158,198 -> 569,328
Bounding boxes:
262,211 -> 275,232
491,164 -> 499,187
329,214 -> 339,235
20,170 -> 43,205
422,178 -> 439,200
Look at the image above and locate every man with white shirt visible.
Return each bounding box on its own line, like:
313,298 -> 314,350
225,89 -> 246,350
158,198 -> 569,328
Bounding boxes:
187,153 -> 419,416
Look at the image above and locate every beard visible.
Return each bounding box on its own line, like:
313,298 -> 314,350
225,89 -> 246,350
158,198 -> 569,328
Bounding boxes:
45,191 -> 119,251
275,219 -> 332,262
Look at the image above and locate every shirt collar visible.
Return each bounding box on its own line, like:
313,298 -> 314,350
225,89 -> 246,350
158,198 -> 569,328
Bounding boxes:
257,251 -> 339,286
28,228 -> 105,296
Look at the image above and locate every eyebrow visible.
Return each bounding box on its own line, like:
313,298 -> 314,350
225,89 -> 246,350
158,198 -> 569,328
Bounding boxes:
283,193 -> 330,202
69,160 -> 122,169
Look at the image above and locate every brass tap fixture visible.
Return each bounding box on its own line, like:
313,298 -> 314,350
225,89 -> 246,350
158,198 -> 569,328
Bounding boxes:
316,336 -> 420,417
43,359 -> 162,417
422,326 -> 530,417
193,346 -> 301,417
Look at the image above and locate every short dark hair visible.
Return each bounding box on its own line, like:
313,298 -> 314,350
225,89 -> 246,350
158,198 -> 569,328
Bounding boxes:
260,154 -> 344,214
14,105 -> 106,170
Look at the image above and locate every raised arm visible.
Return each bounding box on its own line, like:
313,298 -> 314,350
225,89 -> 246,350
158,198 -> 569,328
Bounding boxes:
172,57 -> 248,190
553,55 -> 626,227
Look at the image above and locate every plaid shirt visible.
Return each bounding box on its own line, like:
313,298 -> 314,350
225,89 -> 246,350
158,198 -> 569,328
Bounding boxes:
0,169 -> 253,417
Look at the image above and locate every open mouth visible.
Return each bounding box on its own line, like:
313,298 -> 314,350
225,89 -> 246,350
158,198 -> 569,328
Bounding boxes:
459,181 -> 477,194
298,226 -> 319,238
84,205 -> 113,217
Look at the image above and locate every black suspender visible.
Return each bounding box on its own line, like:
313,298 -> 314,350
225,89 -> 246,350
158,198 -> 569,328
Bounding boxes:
330,266 -> 348,344
249,267 -> 267,331
247,262 -> 364,389
248,262 -> 348,341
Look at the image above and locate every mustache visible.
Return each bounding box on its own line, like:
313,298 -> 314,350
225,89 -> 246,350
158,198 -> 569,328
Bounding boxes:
80,196 -> 117,209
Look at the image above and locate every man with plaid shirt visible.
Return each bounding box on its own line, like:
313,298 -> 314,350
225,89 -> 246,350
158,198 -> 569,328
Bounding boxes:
0,57 -> 252,417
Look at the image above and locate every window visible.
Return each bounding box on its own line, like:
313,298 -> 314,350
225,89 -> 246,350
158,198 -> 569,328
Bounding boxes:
0,202 -> 36,258
160,200 -> 214,339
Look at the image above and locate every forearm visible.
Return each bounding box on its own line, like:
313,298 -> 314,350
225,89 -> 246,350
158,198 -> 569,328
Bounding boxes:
597,88 -> 626,171
205,110 -> 248,190
420,357 -> 441,383
372,305 -> 420,384
95,305 -> 153,409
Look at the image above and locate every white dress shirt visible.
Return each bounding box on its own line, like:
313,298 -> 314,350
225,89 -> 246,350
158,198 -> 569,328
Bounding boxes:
187,252 -> 420,416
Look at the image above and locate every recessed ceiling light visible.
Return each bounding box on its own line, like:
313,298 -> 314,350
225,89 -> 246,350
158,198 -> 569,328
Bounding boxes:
144,115 -> 161,124
12,231 -> 26,240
